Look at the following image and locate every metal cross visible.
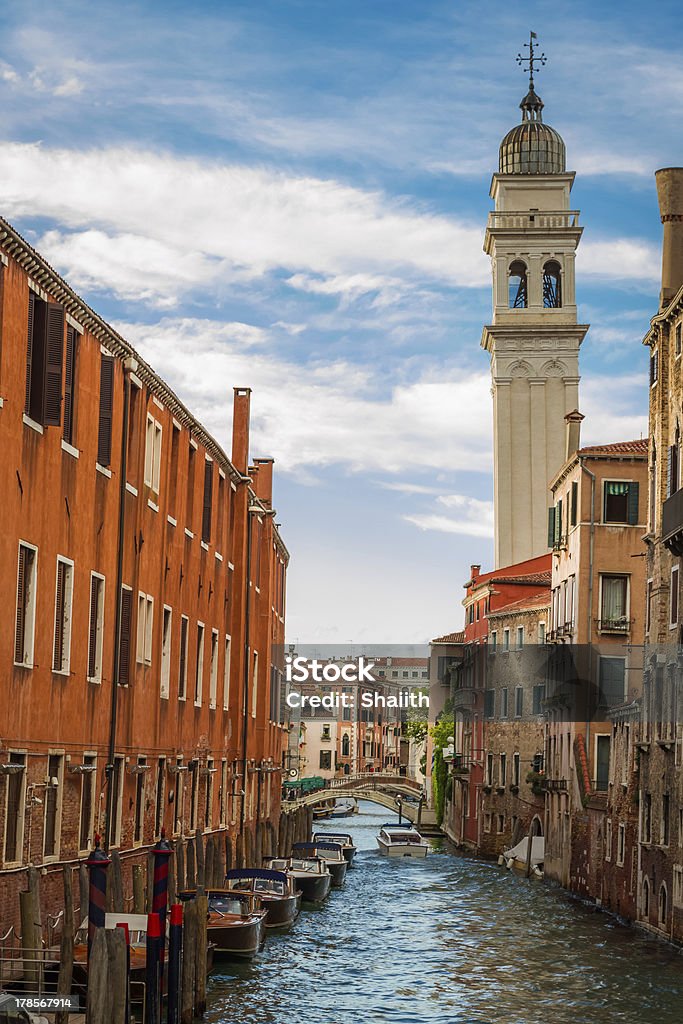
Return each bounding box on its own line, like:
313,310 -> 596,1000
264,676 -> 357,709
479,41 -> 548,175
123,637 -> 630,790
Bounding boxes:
516,31 -> 546,88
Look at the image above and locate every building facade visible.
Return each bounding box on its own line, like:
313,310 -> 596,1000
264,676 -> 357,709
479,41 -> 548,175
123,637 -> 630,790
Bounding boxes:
0,217 -> 288,930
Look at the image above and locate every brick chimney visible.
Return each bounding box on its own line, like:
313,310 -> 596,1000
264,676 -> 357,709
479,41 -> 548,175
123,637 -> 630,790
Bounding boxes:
252,457 -> 274,507
565,409 -> 584,461
231,387 -> 251,475
655,168 -> 683,308
470,564 -> 481,581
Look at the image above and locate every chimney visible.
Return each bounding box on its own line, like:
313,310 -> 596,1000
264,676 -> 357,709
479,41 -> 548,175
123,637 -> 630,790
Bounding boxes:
470,564 -> 481,581
655,168 -> 683,308
231,387 -> 251,475
565,409 -> 584,460
252,457 -> 274,507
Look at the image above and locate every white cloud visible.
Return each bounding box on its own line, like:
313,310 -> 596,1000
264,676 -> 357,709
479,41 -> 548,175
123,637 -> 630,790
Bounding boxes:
404,494 -> 494,538
579,238 -> 660,283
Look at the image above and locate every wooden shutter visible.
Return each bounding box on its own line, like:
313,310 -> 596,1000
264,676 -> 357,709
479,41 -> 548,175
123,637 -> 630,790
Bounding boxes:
118,588 -> 132,685
179,619 -> 187,697
53,561 -> 66,671
571,481 -> 578,527
15,546 -> 27,663
202,460 -> 213,542
547,507 -> 555,548
63,326 -> 76,444
667,446 -> 674,499
25,291 -> 35,415
43,303 -> 65,426
88,576 -> 99,678
627,482 -> 639,525
97,354 -> 115,467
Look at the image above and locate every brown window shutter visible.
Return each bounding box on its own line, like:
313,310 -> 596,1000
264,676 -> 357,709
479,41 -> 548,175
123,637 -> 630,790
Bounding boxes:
179,619 -> 187,697
202,460 -> 213,542
25,291 -> 35,415
88,576 -> 99,678
43,303 -> 65,426
97,354 -> 115,466
53,561 -> 66,670
15,546 -> 27,663
63,326 -> 77,444
118,587 -> 132,685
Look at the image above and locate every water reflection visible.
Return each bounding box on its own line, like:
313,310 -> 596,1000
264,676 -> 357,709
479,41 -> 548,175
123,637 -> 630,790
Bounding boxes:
205,803 -> 683,1024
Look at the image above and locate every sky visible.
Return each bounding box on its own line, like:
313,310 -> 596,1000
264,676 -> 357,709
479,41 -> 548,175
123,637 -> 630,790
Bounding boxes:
0,0 -> 676,643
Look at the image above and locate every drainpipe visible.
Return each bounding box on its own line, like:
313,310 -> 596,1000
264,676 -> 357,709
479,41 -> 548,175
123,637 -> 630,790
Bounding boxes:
579,458 -> 596,764
104,355 -> 136,853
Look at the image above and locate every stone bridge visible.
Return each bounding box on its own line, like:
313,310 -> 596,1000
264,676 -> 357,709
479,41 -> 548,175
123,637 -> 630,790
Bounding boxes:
295,773 -> 426,823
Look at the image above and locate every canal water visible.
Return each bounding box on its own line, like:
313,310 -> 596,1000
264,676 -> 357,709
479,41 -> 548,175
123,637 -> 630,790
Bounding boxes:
205,803 -> 683,1024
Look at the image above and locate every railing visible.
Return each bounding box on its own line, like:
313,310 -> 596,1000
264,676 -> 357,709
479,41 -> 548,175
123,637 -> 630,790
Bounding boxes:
328,772 -> 421,791
541,778 -> 568,792
488,210 -> 580,230
597,617 -> 631,634
663,487 -> 683,555
0,945 -> 52,991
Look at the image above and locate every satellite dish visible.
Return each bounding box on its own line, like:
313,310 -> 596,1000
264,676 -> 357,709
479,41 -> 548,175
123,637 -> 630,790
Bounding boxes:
288,768 -> 299,779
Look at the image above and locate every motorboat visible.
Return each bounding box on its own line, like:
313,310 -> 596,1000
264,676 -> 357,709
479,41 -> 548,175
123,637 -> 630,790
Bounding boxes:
179,889 -> 267,959
292,841 -> 347,887
330,799 -> 356,818
224,868 -> 302,929
376,822 -> 429,858
312,831 -> 357,866
264,855 -> 332,904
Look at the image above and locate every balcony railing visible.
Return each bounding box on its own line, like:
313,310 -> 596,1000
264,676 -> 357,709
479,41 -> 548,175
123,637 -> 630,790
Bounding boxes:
662,487 -> 683,556
487,210 -> 580,230
541,778 -> 568,792
597,617 -> 631,634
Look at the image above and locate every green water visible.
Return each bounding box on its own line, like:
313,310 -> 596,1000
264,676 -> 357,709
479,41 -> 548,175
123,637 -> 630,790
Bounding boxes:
204,803 -> 683,1024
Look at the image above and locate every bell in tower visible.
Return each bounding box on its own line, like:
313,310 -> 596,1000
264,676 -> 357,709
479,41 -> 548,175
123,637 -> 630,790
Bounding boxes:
482,33 -> 589,568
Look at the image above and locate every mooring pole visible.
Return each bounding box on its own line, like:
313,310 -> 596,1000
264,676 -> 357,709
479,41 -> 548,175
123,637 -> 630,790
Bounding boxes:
85,834 -> 110,958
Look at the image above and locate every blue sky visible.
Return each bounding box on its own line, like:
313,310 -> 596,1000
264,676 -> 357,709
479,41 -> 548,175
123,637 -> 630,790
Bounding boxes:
0,0 -> 676,642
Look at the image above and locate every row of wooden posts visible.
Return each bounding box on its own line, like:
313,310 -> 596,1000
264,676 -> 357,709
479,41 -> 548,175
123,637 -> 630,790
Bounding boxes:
17,806 -> 313,1024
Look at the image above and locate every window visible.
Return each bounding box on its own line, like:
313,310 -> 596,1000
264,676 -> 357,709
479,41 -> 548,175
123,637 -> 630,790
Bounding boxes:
160,606 -> 172,698
209,629 -> 219,709
515,687 -> 523,718
179,616 -> 189,699
219,759 -> 228,827
202,459 -> 213,543
195,623 -> 205,705
136,592 -> 154,666
570,480 -> 578,527
513,752 -> 520,787
538,622 -> 546,645
600,575 -> 629,630
87,573 -> 105,682
605,819 -> 612,861
516,626 -> 524,649
3,753 -> 27,864
642,793 -> 652,844
532,684 -> 545,715
319,750 -> 332,771
97,354 -> 115,467
186,442 -> 197,532
668,429 -> 680,498
154,758 -> 165,838
42,754 -> 63,859
118,586 -> 133,685
599,657 -> 626,708
659,884 -> 668,928
78,755 -> 96,852
617,823 -> 626,867
542,260 -> 562,308
486,753 -> 494,786
484,689 -> 495,718
25,291 -> 65,426
509,260 -> 528,308
676,322 -> 682,358
62,324 -> 78,446
674,866 -> 683,909
223,635 -> 231,710
52,557 -> 74,674
603,481 -> 639,524
252,651 -> 259,717
144,414 -> 163,492
134,758 -> 146,845
661,794 -> 670,847
169,422 -> 180,518
321,724 -> 331,742
111,755 -> 124,847
205,759 -> 214,829
189,763 -> 199,831
499,754 -> 507,786
671,566 -> 679,627
500,687 -> 509,718
342,733 -> 350,757
173,759 -> 185,835
483,813 -> 492,833
650,348 -> 659,386
490,631 -> 497,650
14,542 -> 38,668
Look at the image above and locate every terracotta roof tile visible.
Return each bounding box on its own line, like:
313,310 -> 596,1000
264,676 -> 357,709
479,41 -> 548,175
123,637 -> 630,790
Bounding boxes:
490,570 -> 552,586
577,439 -> 649,456
487,589 -> 551,617
431,631 -> 465,644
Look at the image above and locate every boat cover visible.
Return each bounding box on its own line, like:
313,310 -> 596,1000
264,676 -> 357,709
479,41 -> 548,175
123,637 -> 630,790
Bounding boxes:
292,841 -> 341,853
225,868 -> 289,883
502,836 -> 545,866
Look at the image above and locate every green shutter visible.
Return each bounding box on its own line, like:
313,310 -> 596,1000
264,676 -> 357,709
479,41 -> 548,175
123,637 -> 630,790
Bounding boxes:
627,481 -> 639,525
571,481 -> 578,527
547,507 -> 555,548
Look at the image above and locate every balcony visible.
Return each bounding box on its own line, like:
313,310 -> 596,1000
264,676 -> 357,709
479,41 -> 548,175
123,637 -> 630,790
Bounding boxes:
451,687 -> 477,710
663,487 -> 683,556
487,210 -> 580,230
597,617 -> 631,634
541,778 -> 568,793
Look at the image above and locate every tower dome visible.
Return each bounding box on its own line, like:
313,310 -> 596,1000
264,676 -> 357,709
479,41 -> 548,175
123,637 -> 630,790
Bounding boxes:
499,84 -> 566,175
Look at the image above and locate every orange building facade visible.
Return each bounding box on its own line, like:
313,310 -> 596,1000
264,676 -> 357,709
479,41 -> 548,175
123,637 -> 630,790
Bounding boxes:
0,217 -> 288,929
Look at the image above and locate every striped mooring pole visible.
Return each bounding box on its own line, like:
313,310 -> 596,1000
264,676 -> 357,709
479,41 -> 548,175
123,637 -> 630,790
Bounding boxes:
152,829 -> 172,970
166,903 -> 183,1024
86,833 -> 111,957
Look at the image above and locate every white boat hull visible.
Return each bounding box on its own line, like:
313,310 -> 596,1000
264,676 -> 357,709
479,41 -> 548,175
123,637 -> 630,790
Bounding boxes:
377,838 -> 428,858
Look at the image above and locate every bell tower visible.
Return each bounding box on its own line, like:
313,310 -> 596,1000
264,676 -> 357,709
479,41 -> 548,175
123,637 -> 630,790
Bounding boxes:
482,34 -> 588,568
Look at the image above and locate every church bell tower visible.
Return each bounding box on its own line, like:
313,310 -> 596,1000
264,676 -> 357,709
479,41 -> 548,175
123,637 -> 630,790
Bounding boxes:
482,34 -> 588,568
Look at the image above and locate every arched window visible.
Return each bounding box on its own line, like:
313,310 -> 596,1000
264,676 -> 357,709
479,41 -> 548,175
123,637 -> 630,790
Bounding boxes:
642,877 -> 650,918
659,883 -> 668,927
343,762 -> 350,775
509,260 -> 528,308
543,260 -> 562,307
342,734 -> 350,757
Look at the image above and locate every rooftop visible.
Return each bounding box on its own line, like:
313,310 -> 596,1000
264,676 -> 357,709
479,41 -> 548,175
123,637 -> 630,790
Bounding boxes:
430,631 -> 465,645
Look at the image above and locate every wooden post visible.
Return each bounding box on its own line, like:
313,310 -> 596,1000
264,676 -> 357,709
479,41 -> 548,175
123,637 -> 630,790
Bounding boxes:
254,823 -> 263,867
180,900 -> 197,1024
235,833 -> 243,870
110,851 -> 124,913
146,852 -> 155,912
133,865 -> 146,914
107,926 -> 128,1024
193,895 -> 208,1017
19,867 -> 41,990
306,807 -> 314,841
215,832 -> 226,886
87,927 -> 109,1024
195,829 -> 205,894
186,841 -> 196,890
176,838 -> 186,894
168,842 -> 177,907
55,866 -> 75,1024
278,812 -> 286,856
204,834 -> 214,891
524,823 -> 534,879
224,832 -> 232,872
79,865 -> 89,930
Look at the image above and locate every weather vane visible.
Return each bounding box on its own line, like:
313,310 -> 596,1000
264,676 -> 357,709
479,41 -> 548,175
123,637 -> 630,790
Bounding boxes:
516,31 -> 546,89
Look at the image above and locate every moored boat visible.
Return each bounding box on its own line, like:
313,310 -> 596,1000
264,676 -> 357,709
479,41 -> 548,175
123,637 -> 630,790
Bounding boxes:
329,798 -> 357,818
264,855 -> 332,903
376,823 -> 429,858
312,831 -> 357,866
224,868 -> 302,929
292,841 -> 347,887
179,889 -> 267,959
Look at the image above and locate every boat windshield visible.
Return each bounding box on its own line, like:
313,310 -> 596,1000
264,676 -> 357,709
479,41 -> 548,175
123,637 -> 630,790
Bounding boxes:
208,895 -> 248,915
316,848 -> 342,861
290,858 -> 319,872
253,879 -> 286,896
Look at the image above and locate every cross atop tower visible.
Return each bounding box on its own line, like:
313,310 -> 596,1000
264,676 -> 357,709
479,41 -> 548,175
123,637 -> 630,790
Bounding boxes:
516,31 -> 546,90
